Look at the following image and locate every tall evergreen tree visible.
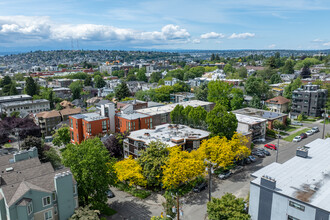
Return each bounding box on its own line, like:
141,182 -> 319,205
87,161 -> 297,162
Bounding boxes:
115,82 -> 131,101
9,84 -> 18,95
25,76 -> 38,96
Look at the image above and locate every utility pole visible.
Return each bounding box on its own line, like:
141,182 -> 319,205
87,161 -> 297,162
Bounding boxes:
322,108 -> 327,139
275,128 -> 281,163
208,163 -> 212,202
176,194 -> 180,220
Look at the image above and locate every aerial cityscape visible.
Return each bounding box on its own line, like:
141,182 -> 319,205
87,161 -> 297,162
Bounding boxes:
0,0 -> 330,220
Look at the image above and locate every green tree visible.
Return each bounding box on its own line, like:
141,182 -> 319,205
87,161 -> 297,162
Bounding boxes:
138,140 -> 169,188
188,106 -> 207,128
62,138 -> 116,207
9,84 -> 18,95
21,136 -> 46,162
69,204 -> 100,220
195,83 -> 208,101
126,74 -> 137,81
136,69 -> 148,82
245,76 -> 269,99
52,125 -> 71,147
206,104 -> 238,139
149,72 -> 162,83
25,77 -> 38,96
270,74 -> 282,84
207,193 -> 250,220
230,88 -> 244,110
283,78 -> 302,99
250,96 -> 262,109
69,81 -> 83,100
208,80 -> 233,109
170,105 -> 184,124
237,67 -> 248,78
115,82 -> 131,101
44,147 -> 62,169
282,59 -> 294,74
84,75 -> 92,86
267,56 -> 276,69
182,105 -> 194,124
94,75 -> 106,88
224,64 -> 234,74
211,54 -> 215,61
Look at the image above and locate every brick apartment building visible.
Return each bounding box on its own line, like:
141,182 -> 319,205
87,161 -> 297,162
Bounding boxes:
115,112 -> 152,133
117,100 -> 148,110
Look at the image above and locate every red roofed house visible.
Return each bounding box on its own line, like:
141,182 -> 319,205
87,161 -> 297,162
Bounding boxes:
265,96 -> 290,113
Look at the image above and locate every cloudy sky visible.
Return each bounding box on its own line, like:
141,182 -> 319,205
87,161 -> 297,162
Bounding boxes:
0,0 -> 330,51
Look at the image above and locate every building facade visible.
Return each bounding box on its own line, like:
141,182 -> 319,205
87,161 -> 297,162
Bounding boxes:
123,124 -> 210,158
291,84 -> 328,118
0,99 -> 50,116
249,138 -> 330,220
265,96 -> 290,113
0,147 -> 78,220
115,112 -> 152,133
170,92 -> 195,103
235,114 -> 267,142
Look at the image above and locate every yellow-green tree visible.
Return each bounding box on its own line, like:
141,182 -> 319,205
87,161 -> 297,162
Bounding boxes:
162,146 -> 205,190
114,156 -> 146,187
197,133 -> 251,168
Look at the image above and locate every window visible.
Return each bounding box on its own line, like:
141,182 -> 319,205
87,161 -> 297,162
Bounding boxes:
87,123 -> 91,133
42,196 -> 51,207
71,131 -> 74,141
149,118 -> 153,128
76,120 -> 78,129
77,133 -> 79,141
161,114 -> 167,123
44,210 -> 52,220
288,215 -> 299,220
102,120 -> 107,130
52,192 -> 56,201
27,202 -> 33,215
289,201 -> 305,211
82,121 -> 84,127
133,121 -> 135,130
70,119 -> 73,128
73,185 -> 77,194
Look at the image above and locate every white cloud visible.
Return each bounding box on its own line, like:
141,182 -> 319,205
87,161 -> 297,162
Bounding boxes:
323,42 -> 330,46
312,38 -> 324,42
200,32 -> 225,39
0,16 -> 190,44
268,44 -> 276,48
228,32 -> 255,39
192,39 -> 200,44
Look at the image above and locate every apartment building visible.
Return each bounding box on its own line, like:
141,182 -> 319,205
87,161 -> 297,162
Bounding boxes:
249,138 -> 330,220
0,94 -> 32,105
117,99 -> 148,111
123,124 -> 210,158
0,147 -> 78,220
264,96 -> 290,113
36,108 -> 82,136
135,100 -> 215,127
291,83 -> 328,118
115,112 -> 152,133
235,113 -> 267,142
0,99 -> 50,116
232,107 -> 288,130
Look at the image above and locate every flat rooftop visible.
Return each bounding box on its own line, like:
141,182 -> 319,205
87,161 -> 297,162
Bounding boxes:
127,124 -> 210,147
1,99 -> 49,107
136,100 -> 213,116
251,138 -> 330,211
117,112 -> 150,120
0,95 -> 32,103
71,112 -> 107,122
232,107 -> 287,120
235,113 -> 267,125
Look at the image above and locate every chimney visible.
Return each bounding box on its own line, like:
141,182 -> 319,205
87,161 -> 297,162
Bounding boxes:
13,150 -> 29,162
261,175 -> 276,190
296,147 -> 308,158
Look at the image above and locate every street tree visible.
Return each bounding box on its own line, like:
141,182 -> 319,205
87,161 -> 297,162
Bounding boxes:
138,140 -> 169,188
52,125 -> 71,147
207,80 -> 233,109
206,104 -> 238,139
283,78 -> 302,99
62,138 -> 116,206
114,156 -> 146,187
188,106 -> 207,128
162,146 -> 205,190
170,105 -> 184,124
94,75 -> 106,88
102,132 -> 128,158
207,193 -> 250,220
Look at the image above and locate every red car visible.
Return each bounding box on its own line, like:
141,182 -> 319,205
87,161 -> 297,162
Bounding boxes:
264,144 -> 277,150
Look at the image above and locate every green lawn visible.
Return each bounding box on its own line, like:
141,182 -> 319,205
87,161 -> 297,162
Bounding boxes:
283,128 -> 311,142
320,120 -> 330,124
285,125 -> 300,133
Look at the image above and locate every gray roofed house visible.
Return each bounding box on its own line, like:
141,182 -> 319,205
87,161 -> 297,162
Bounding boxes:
0,147 -> 78,220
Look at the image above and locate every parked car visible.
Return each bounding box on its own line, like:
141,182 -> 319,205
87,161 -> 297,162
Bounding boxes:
292,121 -> 303,126
258,148 -> 271,156
300,133 -> 307,139
248,155 -> 257,162
193,181 -> 207,193
293,136 -> 302,142
312,127 -> 319,133
244,157 -> 251,164
306,130 -> 314,136
264,144 -> 277,151
106,189 -> 115,198
252,151 -> 265,158
218,170 -> 232,180
231,166 -> 244,174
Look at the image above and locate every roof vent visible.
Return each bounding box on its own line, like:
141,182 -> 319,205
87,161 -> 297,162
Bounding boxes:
296,147 -> 308,158
6,167 -> 14,172
261,175 -> 276,190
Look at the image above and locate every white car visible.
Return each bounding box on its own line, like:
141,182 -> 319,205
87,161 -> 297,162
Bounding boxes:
293,136 -> 302,142
306,130 -> 314,136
